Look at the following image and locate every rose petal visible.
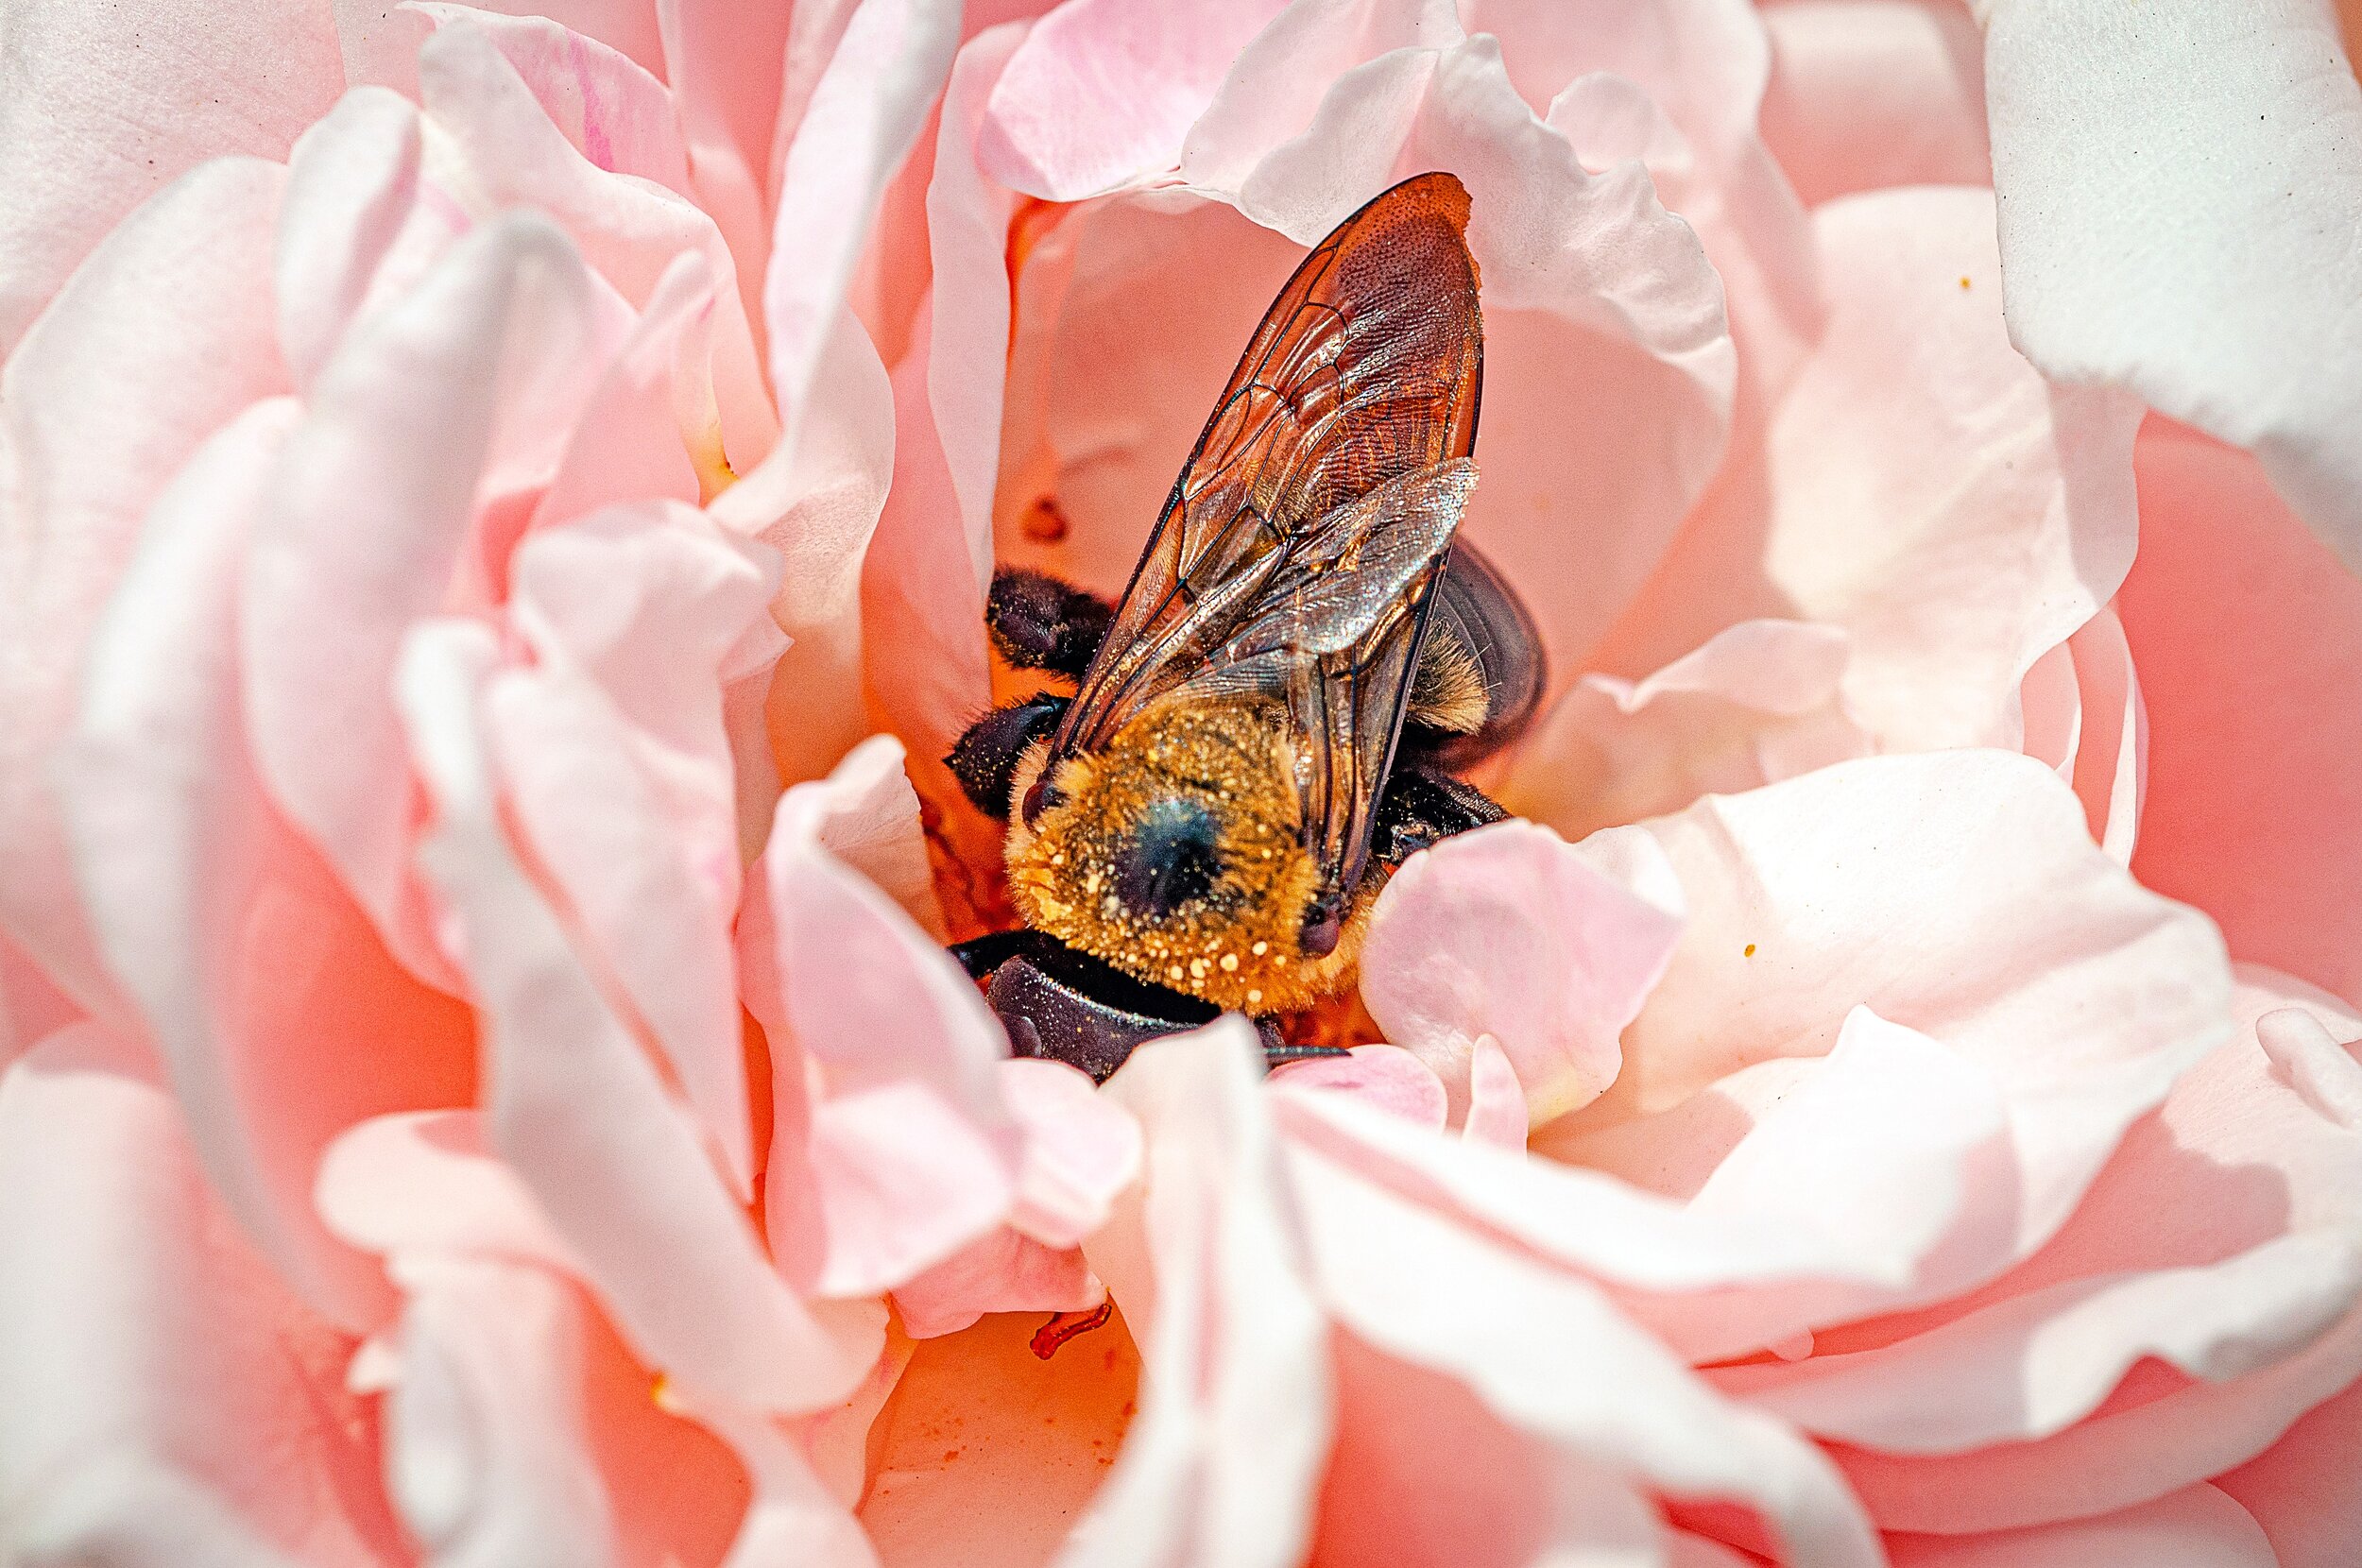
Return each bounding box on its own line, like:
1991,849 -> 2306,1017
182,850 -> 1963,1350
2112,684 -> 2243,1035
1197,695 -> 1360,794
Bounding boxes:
397,618 -> 882,1413
1757,186 -> 2142,751
2064,605 -> 2144,864
1757,0 -> 1991,205
753,757 -> 1021,1298
1268,1046 -> 1452,1133
2119,423 -> 2362,1006
245,212 -> 616,983
1079,1020 -> 1330,1568
1557,751 -> 2232,1269
1984,0 -> 2362,570
979,0 -> 1292,198
1461,1036 -> 1530,1150
1361,820 -> 1685,1126
381,1256 -> 620,1567
61,398 -> 477,1329
0,157 -> 288,1011
679,1397 -> 881,1568
318,1110 -> 576,1272
890,1229 -> 1104,1339
0,0 -> 341,352
2216,1372 -> 2362,1568
1883,1485 -> 2275,1568
1287,1136 -> 1883,1567
1503,619 -> 1872,843
0,1025 -> 392,1565
1001,1057 -> 1143,1247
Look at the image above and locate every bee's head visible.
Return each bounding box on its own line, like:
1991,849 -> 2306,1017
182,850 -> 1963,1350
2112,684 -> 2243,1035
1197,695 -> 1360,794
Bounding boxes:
1001,700 -> 1359,1014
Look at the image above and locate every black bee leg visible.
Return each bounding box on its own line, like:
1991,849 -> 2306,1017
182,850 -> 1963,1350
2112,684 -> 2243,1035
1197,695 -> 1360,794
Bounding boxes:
1263,1042 -> 1353,1067
1373,764 -> 1507,870
946,692 -> 1070,819
986,569 -> 1114,680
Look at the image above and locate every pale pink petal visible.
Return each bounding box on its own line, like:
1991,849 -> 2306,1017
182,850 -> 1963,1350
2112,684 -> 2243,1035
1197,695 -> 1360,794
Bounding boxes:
2120,424 -> 2362,1005
409,4 -> 691,191
0,0 -> 342,353
765,0 -> 959,446
335,0 -> 670,93
657,0 -> 796,339
318,1110 -> 576,1272
244,213 -> 615,984
859,24 -> 1025,772
275,89 -> 443,394
528,249 -> 713,523
0,931 -> 79,1070
891,1229 -> 1104,1338
491,503 -> 775,1192
1280,1007 -> 2019,1363
1557,753 -> 2231,1270
717,305 -> 898,786
1310,1332 -> 1667,1568
2217,1372 -> 2362,1568
380,1256 -> 620,1568
1503,619 -> 1872,843
414,17 -> 776,473
1076,1021 -> 1330,1568
1984,0 -> 2362,570
681,1398 -> 881,1568
1762,972 -> 2362,1531
0,157 -> 288,1012
1361,820 -> 1685,1126
1757,0 -> 1990,205
1179,0 -> 1463,191
61,398 -> 474,1329
1269,1046 -> 1451,1133
1287,1135 -> 1883,1567
1884,1485 -> 2276,1568
979,0 -> 1292,198
2064,605 -> 2144,863
0,1025 -> 398,1567
754,763 -> 1020,1298
396,619 -> 883,1414
1001,1057 -> 1142,1247
859,1313 -> 1140,1567
763,734 -> 948,935
1756,187 -> 2141,751
1461,1036 -> 1530,1150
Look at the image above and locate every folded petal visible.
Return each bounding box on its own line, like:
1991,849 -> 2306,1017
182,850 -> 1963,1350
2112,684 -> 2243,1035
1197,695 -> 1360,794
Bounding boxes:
980,0 -> 1292,198
0,0 -> 341,352
1883,1485 -> 2276,1568
2118,423 -> 2362,1006
1503,619 -> 1872,844
1758,186 -> 2142,751
0,157 -> 288,1010
397,618 -> 881,1414
1361,821 -> 1685,1125
1757,0 -> 1990,205
1983,0 -> 2362,571
0,1026 -> 395,1567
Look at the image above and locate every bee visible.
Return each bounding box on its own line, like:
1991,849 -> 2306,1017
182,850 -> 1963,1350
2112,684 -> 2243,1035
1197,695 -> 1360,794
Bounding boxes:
946,171 -> 1542,1082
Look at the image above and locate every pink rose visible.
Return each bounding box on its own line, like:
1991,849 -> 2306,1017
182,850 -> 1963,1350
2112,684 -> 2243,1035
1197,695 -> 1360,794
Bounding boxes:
3,2 -> 2359,1566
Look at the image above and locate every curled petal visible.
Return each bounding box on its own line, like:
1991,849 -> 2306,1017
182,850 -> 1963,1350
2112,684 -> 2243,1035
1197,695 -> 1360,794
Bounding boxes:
1984,0 -> 2362,571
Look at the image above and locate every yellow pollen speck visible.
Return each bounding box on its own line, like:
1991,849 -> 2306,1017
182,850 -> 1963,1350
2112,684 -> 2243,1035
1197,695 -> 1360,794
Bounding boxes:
1744,943 -> 1757,958
1051,852 -> 1066,866
1246,988 -> 1263,1005
1168,964 -> 1185,982
1220,953 -> 1239,972
1958,275 -> 1972,290
1190,958 -> 1208,979
1251,940 -> 1268,956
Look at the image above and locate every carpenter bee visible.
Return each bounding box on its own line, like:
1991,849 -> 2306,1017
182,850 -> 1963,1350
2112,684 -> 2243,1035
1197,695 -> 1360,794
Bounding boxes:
945,171 -> 1542,1081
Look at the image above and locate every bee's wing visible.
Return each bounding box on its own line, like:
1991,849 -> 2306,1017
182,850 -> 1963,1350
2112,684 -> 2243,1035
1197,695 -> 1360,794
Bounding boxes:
1049,171 -> 1483,900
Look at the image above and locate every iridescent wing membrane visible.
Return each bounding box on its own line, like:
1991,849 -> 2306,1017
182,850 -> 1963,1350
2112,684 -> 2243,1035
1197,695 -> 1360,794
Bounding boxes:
1044,171 -> 1484,912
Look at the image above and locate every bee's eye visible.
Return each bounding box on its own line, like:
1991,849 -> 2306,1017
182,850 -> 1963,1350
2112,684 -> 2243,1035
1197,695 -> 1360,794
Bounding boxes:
1112,798 -> 1222,919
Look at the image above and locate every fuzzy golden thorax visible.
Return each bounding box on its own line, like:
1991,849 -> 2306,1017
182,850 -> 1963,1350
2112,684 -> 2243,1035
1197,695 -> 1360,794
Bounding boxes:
1002,697 -> 1378,1014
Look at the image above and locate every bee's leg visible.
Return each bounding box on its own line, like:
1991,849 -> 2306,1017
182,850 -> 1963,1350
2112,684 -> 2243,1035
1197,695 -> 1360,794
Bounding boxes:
1263,1040 -> 1352,1067
1373,764 -> 1507,868
947,692 -> 1069,818
986,568 -> 1114,680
